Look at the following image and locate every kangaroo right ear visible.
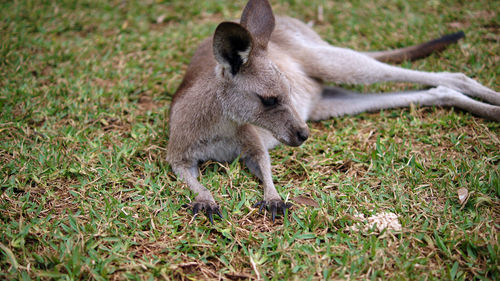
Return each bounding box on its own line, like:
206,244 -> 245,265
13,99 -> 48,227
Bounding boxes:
213,22 -> 253,76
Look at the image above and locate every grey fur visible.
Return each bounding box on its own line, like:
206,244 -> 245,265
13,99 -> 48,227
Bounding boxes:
167,0 -> 500,222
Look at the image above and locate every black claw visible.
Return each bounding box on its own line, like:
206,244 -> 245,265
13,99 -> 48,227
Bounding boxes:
216,208 -> 223,219
284,202 -> 292,216
193,203 -> 201,216
208,212 -> 214,225
190,201 -> 221,224
270,204 -> 277,222
258,202 -> 265,214
253,199 -> 292,222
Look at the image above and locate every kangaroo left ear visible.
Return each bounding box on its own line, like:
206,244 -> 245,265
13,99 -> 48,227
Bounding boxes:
240,0 -> 275,48
213,22 -> 253,76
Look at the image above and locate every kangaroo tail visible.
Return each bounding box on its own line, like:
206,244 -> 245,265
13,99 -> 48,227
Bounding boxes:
365,31 -> 465,64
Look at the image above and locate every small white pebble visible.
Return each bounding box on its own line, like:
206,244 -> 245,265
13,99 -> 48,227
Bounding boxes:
349,211 -> 402,232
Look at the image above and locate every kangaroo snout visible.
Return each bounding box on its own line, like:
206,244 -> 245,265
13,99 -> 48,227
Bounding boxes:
288,125 -> 309,147
297,127 -> 309,142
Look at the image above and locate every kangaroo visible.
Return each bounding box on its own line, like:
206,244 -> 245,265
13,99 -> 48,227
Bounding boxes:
167,0 -> 500,224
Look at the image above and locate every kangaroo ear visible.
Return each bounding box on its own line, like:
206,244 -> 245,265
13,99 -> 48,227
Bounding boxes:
240,0 -> 275,48
213,22 -> 253,76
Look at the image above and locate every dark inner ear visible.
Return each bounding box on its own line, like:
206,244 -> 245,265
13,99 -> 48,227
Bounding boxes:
213,22 -> 253,76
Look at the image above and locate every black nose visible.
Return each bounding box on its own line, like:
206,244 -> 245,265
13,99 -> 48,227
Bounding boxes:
297,129 -> 309,143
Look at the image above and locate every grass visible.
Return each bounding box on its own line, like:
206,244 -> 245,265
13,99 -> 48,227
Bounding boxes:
0,0 -> 499,279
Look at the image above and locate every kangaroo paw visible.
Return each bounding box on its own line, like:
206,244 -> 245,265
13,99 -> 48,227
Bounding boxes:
253,199 -> 292,222
191,201 -> 222,224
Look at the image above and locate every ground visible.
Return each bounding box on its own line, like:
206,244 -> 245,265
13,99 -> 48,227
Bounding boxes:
0,0 -> 499,280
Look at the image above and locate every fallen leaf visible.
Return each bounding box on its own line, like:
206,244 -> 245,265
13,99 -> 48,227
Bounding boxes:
225,272 -> 253,280
291,195 -> 319,207
156,14 -> 166,24
457,187 -> 469,205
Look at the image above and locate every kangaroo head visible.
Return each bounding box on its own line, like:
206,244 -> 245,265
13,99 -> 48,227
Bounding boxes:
212,0 -> 309,147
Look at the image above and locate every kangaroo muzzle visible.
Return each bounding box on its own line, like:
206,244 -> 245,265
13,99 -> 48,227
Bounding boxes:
286,124 -> 309,147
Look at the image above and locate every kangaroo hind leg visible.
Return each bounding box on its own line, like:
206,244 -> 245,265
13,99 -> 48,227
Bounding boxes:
309,86 -> 500,121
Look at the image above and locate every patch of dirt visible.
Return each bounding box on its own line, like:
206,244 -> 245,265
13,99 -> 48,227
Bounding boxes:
138,94 -> 158,112
99,116 -> 131,132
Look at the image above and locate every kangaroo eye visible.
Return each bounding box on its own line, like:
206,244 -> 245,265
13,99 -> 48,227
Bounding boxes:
259,96 -> 279,107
